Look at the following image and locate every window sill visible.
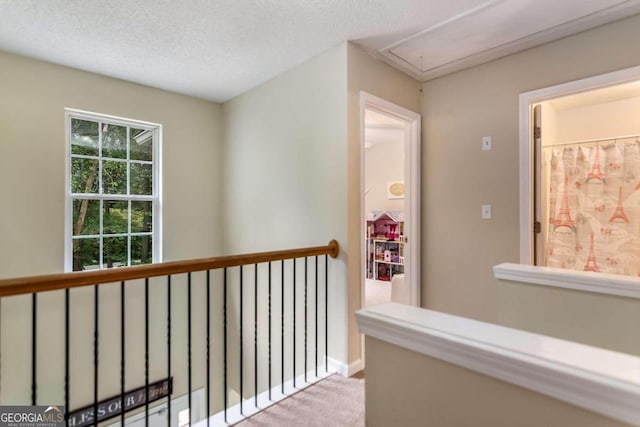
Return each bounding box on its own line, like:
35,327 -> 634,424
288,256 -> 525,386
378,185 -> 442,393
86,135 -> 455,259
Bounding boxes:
493,263 -> 640,300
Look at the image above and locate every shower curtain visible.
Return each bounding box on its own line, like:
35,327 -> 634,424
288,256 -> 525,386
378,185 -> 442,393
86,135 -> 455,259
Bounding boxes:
543,139 -> 640,276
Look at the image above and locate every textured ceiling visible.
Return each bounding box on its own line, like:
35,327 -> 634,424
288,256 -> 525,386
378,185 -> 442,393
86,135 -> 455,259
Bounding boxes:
0,1 -> 639,102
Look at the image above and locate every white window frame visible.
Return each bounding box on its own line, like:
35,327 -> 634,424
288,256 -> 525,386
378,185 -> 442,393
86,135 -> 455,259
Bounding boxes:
64,108 -> 162,272
511,65 -> 640,298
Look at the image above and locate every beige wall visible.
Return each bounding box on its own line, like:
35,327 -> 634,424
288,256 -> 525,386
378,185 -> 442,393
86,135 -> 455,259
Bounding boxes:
364,139 -> 405,214
552,96 -> 640,142
0,51 -> 223,413
222,44 -> 350,367
347,43 -> 421,363
222,42 -> 421,370
365,336 -> 630,427
0,50 -> 224,278
421,14 -> 640,323
498,280 -> 640,356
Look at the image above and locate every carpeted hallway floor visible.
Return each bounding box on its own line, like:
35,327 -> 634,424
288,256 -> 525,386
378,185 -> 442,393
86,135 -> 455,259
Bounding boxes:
233,374 -> 365,426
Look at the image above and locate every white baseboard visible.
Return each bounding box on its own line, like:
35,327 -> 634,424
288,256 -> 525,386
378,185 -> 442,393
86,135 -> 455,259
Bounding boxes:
328,357 -> 363,377
199,366 -> 335,426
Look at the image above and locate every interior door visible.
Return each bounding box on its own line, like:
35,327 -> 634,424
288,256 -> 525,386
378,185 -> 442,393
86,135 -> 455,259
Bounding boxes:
361,92 -> 421,308
533,104 -> 543,265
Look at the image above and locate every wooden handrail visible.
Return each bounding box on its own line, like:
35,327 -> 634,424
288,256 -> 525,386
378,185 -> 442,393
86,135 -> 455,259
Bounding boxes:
0,240 -> 339,298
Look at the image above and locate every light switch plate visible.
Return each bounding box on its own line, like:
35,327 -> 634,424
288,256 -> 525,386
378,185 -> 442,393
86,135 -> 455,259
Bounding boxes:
482,204 -> 492,219
482,136 -> 492,151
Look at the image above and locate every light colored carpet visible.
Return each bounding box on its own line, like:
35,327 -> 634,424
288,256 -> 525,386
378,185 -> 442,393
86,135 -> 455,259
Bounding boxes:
233,374 -> 364,427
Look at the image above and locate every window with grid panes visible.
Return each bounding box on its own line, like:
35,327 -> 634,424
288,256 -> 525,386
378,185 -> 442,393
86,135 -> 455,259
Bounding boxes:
66,110 -> 161,271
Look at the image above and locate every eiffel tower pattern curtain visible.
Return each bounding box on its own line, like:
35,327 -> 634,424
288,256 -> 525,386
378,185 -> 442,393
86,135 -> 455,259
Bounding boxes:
543,139 -> 640,275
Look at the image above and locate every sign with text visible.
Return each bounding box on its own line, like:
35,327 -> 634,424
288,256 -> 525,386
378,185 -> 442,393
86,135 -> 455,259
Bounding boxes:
67,378 -> 172,427
0,406 -> 65,427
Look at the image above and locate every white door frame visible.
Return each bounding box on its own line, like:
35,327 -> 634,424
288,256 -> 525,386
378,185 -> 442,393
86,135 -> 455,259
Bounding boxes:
360,91 -> 421,306
519,65 -> 640,264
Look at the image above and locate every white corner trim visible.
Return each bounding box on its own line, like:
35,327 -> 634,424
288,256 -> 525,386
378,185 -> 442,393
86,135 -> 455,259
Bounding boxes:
348,359 -> 364,377
356,303 -> 640,426
328,357 -> 363,378
494,263 -> 640,300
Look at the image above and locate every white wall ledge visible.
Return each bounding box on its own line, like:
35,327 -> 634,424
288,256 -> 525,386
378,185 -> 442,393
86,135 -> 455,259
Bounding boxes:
494,262 -> 640,299
356,303 -> 640,426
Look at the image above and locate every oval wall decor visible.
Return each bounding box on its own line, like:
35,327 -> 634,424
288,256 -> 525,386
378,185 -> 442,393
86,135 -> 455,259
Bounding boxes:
387,181 -> 405,199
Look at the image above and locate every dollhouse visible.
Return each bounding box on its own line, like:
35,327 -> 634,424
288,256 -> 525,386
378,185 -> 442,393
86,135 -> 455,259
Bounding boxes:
365,211 -> 405,281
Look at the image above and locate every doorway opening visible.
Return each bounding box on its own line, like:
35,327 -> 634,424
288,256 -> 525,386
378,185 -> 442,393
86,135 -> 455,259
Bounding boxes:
520,66 -> 640,276
360,92 -> 421,310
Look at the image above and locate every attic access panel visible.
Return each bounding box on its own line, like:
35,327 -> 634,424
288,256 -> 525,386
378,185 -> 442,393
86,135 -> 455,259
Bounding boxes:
384,0 -> 634,76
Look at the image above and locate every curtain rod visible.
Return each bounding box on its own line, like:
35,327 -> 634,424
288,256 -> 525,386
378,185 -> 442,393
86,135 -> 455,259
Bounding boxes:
543,134 -> 640,148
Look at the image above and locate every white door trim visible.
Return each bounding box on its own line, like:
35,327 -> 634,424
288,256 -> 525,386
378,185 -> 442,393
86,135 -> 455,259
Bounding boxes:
519,65 -> 640,264
360,91 -> 421,306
